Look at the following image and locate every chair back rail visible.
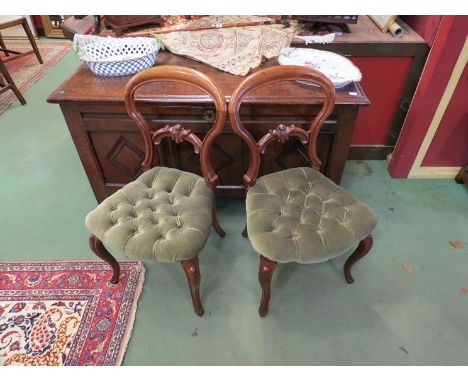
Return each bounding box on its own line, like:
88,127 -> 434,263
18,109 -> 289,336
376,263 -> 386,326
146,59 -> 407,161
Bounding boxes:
124,65 -> 227,189
228,65 -> 336,188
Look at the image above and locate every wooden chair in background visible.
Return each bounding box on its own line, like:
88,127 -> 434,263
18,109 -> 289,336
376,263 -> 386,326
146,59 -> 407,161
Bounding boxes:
0,16 -> 43,64
0,16 -> 43,105
0,60 -> 26,105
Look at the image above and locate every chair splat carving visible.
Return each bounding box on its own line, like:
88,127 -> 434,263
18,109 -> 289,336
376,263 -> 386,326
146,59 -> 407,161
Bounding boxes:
258,124 -> 310,153
229,65 -> 336,189
152,124 -> 203,154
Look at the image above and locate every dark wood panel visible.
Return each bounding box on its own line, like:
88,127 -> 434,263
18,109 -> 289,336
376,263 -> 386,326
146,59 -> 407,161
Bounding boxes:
47,53 -> 369,106
88,130 -> 145,184
85,112 -> 336,193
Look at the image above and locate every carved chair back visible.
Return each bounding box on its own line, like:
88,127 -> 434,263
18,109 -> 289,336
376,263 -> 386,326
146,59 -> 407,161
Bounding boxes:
228,65 -> 336,189
124,65 -> 227,190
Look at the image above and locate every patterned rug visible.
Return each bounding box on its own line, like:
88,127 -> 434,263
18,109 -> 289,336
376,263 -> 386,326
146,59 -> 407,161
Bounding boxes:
0,40 -> 71,114
0,260 -> 145,365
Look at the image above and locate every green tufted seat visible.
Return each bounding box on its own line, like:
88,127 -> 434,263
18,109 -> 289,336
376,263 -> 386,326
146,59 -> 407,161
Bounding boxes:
246,167 -> 377,264
85,166 -> 213,263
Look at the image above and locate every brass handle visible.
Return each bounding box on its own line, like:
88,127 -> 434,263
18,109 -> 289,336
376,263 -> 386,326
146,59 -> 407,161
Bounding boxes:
203,110 -> 215,122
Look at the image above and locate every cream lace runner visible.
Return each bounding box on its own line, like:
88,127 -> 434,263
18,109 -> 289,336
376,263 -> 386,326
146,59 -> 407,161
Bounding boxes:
161,24 -> 297,76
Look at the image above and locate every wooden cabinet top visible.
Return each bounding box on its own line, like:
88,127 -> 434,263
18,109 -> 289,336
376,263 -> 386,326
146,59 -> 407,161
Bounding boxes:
292,16 -> 426,45
48,51 -> 370,106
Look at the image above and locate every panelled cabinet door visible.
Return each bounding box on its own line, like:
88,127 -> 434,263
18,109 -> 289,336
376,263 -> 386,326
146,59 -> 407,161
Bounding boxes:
89,131 -> 146,184
82,103 -> 337,198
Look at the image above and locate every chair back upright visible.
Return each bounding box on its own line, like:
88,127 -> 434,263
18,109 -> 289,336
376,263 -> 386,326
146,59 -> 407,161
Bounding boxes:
124,65 -> 227,190
228,65 -> 336,189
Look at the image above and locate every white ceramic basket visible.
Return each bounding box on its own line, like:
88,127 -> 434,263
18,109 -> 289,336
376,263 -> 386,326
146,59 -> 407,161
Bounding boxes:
73,34 -> 161,77
278,47 -> 362,88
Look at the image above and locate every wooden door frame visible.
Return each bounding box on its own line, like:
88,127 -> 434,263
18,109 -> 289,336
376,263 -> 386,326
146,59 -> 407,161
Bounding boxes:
388,16 -> 468,178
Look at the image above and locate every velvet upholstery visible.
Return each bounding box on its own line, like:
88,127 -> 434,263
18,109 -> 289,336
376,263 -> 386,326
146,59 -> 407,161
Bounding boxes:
246,167 -> 377,263
85,166 -> 213,262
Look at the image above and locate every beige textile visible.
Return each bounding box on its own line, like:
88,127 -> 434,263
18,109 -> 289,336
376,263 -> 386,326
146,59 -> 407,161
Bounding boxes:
99,15 -> 277,37
161,24 -> 296,76
159,15 -> 276,31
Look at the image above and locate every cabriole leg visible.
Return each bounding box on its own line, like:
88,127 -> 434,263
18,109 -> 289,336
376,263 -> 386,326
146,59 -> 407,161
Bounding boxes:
89,234 -> 120,284
344,234 -> 373,284
181,256 -> 204,316
212,209 -> 225,237
258,255 -> 277,317
241,223 -> 248,238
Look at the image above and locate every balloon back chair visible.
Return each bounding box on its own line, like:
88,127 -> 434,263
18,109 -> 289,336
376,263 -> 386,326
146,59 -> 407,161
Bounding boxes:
229,65 -> 377,317
85,66 -> 227,316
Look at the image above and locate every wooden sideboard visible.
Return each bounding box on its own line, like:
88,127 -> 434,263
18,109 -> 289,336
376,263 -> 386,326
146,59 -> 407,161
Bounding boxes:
48,52 -> 369,202
57,15 -> 428,159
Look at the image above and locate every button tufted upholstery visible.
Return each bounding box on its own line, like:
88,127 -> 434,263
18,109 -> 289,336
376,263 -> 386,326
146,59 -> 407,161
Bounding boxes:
246,167 -> 377,264
85,167 -> 213,263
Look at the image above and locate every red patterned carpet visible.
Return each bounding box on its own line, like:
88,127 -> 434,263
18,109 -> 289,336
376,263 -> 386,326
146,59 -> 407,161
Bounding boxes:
0,40 -> 71,114
0,260 -> 145,366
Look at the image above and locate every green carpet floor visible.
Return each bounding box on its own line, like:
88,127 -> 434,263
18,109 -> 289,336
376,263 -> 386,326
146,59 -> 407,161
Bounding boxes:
1,48 -> 467,365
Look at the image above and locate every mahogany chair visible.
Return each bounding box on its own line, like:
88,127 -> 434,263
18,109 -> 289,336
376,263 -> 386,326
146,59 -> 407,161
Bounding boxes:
85,66 -> 227,316
229,66 -> 377,317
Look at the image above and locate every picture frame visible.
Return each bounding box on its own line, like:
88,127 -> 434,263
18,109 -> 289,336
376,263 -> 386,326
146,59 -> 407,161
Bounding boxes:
41,15 -> 72,38
369,15 -> 398,33
0,15 -> 38,39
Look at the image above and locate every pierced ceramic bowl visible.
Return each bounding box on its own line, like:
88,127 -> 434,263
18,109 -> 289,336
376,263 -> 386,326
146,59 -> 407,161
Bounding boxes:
73,34 -> 161,77
278,47 -> 362,88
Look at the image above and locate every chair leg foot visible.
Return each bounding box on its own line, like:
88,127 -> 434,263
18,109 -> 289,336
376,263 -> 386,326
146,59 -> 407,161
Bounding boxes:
241,223 -> 248,238
344,234 -> 373,284
212,210 -> 225,237
181,256 -> 204,316
455,165 -> 467,184
258,256 -> 277,317
89,234 -> 120,284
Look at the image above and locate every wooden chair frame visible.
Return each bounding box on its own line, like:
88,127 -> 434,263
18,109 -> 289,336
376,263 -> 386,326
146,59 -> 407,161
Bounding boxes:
229,65 -> 336,189
0,16 -> 43,64
89,66 -> 227,316
229,65 -> 373,316
0,16 -> 43,105
0,60 -> 26,105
